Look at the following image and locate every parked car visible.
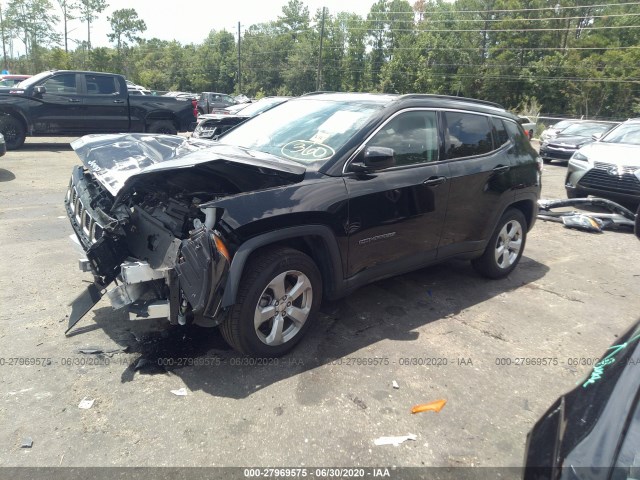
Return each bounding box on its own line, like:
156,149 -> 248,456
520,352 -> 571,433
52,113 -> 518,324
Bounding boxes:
0,70 -> 197,149
540,119 -> 580,142
196,92 -> 237,115
565,118 -> 640,202
0,74 -> 31,87
539,121 -> 617,163
64,92 -> 541,356
523,319 -> 640,479
518,116 -> 536,139
192,96 -> 290,140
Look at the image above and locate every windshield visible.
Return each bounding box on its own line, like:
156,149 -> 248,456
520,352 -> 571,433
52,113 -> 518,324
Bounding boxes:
601,123 -> 640,145
238,98 -> 288,117
16,71 -> 53,89
560,122 -> 613,137
219,99 -> 383,164
553,120 -> 575,130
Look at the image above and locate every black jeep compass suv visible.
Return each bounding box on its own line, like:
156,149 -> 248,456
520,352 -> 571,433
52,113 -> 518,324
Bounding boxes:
65,92 -> 542,356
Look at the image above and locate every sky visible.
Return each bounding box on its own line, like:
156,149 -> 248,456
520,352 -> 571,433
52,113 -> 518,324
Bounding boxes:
77,0 -> 376,49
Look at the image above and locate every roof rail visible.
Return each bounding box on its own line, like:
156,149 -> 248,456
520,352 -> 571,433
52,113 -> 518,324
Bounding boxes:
300,91 -> 337,97
400,93 -> 504,109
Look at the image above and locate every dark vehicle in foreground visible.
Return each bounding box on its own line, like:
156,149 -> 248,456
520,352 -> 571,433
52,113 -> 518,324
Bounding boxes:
523,319 -> 640,480
65,93 -> 542,356
0,70 -> 197,149
192,96 -> 290,140
539,121 -> 617,163
566,119 -> 640,202
0,133 -> 5,157
196,92 -> 237,115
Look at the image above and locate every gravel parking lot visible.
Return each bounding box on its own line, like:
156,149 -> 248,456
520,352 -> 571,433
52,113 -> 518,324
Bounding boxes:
0,137 -> 638,471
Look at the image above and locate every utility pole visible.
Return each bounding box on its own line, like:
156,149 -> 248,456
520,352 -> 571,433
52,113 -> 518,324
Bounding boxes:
237,21 -> 242,93
0,3 -> 7,71
316,7 -> 326,91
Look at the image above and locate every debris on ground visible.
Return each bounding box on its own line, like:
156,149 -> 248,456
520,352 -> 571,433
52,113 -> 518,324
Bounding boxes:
76,347 -> 125,356
411,399 -> 447,414
20,437 -> 33,448
392,380 -> 400,389
170,388 -> 188,396
78,397 -> 95,409
374,433 -> 417,446
537,198 -> 636,233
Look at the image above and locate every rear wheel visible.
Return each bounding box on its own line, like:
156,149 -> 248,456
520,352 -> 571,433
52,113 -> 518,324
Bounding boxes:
220,247 -> 322,357
146,120 -> 177,135
0,115 -> 25,150
472,209 -> 527,279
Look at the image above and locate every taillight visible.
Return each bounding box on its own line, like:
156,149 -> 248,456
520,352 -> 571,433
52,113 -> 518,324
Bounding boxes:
191,99 -> 198,118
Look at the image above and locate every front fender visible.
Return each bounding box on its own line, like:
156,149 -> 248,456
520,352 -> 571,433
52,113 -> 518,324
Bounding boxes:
221,225 -> 344,308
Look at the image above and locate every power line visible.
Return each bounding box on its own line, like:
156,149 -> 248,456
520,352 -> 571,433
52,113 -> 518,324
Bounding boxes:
368,1 -> 640,15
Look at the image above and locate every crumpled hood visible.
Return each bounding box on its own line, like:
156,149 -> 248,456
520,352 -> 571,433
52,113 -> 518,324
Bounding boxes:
579,141 -> 640,168
71,133 -> 306,196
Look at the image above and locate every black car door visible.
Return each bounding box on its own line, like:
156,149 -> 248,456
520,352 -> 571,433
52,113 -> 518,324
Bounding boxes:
78,73 -> 130,132
31,72 -> 84,134
437,111 -> 516,258
344,109 -> 451,278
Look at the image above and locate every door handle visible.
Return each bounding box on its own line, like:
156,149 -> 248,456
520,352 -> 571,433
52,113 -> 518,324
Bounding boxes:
68,98 -> 81,103
423,176 -> 447,187
113,99 -> 125,104
493,165 -> 510,173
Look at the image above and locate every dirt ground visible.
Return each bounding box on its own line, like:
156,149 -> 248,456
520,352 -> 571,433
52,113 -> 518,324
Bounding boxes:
0,137 -> 638,471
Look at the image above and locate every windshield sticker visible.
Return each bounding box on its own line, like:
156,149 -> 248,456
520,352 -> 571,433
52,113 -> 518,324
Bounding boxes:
281,140 -> 335,161
582,332 -> 640,388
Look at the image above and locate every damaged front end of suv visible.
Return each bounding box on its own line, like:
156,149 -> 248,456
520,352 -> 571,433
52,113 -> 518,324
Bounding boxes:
64,133 -> 304,333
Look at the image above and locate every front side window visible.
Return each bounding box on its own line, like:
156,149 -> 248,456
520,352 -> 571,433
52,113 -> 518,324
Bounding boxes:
368,110 -> 439,166
42,74 -> 77,94
444,111 -> 493,159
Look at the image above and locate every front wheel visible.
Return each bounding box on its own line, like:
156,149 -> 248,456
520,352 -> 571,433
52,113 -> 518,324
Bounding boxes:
146,120 -> 177,135
220,247 -> 322,357
0,115 -> 26,150
472,209 -> 527,279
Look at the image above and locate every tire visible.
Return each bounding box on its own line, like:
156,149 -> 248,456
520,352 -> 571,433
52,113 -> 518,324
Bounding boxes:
0,115 -> 26,150
566,188 -> 587,199
542,158 -> 551,164
220,247 -> 322,357
146,120 -> 177,135
472,209 -> 527,279
528,129 -> 533,140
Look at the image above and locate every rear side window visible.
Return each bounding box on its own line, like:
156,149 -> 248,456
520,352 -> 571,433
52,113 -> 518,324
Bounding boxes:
492,117 -> 510,147
504,119 -> 529,154
85,75 -> 117,95
444,111 -> 493,159
369,110 -> 439,166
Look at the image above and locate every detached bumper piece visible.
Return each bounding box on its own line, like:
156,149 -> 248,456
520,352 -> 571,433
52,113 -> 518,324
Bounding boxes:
537,197 -> 637,233
66,283 -> 106,334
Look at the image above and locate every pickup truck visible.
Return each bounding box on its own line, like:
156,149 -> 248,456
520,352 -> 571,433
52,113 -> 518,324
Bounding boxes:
0,70 -> 197,149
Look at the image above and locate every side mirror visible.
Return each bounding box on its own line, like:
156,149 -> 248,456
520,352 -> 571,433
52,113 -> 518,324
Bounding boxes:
34,85 -> 46,95
349,146 -> 395,173
591,133 -> 603,141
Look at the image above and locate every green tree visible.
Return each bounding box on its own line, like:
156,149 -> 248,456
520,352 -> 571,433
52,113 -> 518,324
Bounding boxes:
79,0 -> 106,50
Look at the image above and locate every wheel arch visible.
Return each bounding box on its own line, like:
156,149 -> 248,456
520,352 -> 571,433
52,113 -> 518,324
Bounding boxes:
220,225 -> 344,308
508,197 -> 537,232
0,109 -> 29,133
